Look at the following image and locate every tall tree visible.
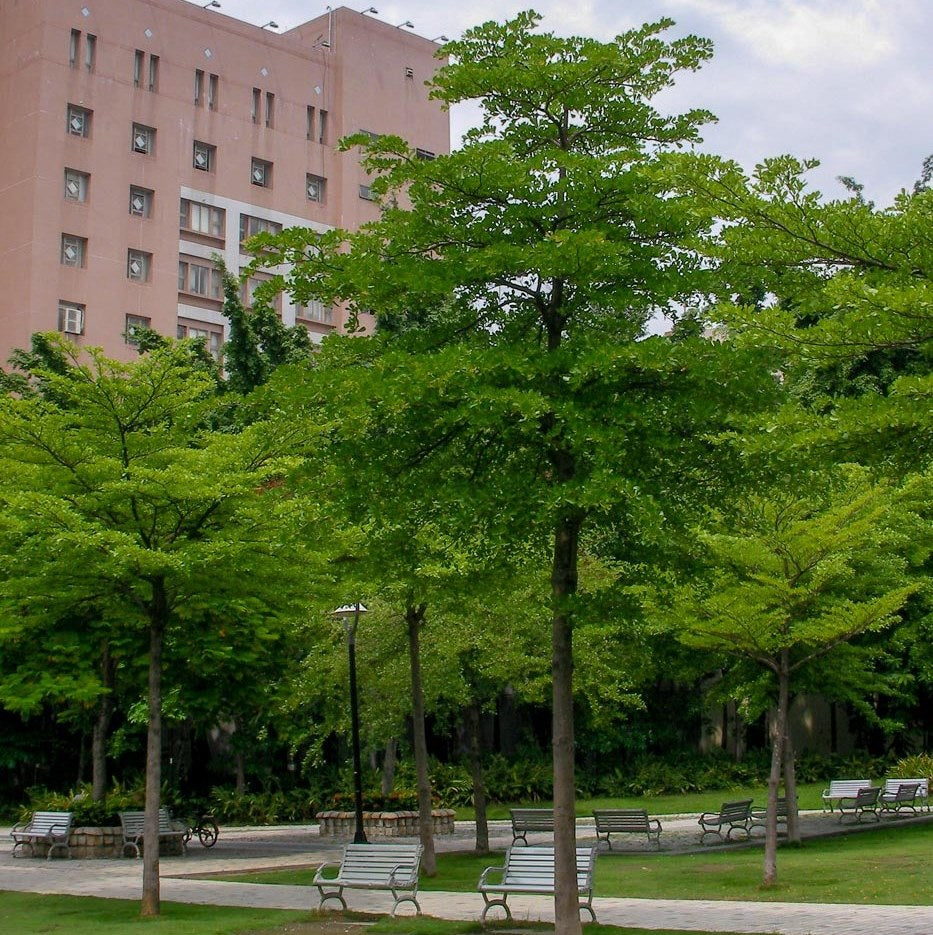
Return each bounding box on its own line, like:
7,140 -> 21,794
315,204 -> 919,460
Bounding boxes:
0,339 -> 315,915
259,15 -> 777,932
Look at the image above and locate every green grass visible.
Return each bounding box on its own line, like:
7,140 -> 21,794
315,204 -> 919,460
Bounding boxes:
452,782 -> 830,822
218,822 -> 933,906
0,893 -> 749,935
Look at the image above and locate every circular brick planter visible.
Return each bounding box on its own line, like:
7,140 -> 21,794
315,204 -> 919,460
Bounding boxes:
20,827 -> 185,859
316,808 -> 456,838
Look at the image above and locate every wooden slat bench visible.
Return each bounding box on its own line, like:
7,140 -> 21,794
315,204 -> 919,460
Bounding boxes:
698,799 -> 752,844
879,782 -> 922,816
118,808 -> 188,858
10,810 -> 73,859
477,845 -> 597,922
749,797 -> 790,834
312,843 -> 423,915
821,779 -> 870,813
593,808 -> 662,849
509,808 -> 554,845
837,786 -> 881,823
881,778 -> 929,813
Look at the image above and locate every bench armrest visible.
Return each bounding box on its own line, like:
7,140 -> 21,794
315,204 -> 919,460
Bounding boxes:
10,821 -> 29,836
698,812 -> 719,822
389,863 -> 418,887
648,819 -> 662,832
477,865 -> 505,888
312,861 -> 342,884
47,823 -> 69,837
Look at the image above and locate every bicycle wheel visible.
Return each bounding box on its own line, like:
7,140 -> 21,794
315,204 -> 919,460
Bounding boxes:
197,817 -> 219,847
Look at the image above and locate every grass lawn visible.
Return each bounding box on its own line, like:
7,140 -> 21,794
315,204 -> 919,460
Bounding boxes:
218,822 -> 932,906
0,893 -> 750,935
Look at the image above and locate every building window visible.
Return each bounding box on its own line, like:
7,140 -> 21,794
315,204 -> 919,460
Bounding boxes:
306,105 -> 315,141
69,29 -> 80,67
359,184 -> 375,201
125,314 -> 151,345
306,173 -> 326,203
251,87 -> 261,124
239,213 -> 282,246
194,69 -> 204,106
180,198 -> 225,238
85,34 -> 96,71
58,300 -> 85,335
67,104 -> 91,137
177,322 -> 223,359
178,259 -> 222,299
61,234 -> 87,268
296,300 -> 333,325
241,274 -> 281,312
405,66 -> 414,80
416,148 -> 436,160
193,140 -> 215,172
148,55 -> 159,92
64,168 -> 89,202
250,157 -> 272,187
134,50 -> 144,88
127,249 -> 152,282
265,92 -> 275,128
132,123 -> 155,155
129,186 -> 153,218
359,129 -> 381,144
208,73 -> 218,110
318,110 -> 328,144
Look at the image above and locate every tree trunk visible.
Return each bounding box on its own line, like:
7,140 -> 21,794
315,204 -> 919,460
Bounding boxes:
141,582 -> 167,917
783,731 -> 800,844
551,510 -> 583,935
91,643 -> 116,801
763,652 -> 790,887
381,738 -> 397,796
466,701 -> 489,854
406,602 -> 436,876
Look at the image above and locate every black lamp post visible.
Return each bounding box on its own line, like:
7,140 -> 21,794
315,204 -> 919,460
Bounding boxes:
334,603 -> 368,843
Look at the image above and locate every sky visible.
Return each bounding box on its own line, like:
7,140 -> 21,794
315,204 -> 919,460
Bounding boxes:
183,0 -> 931,206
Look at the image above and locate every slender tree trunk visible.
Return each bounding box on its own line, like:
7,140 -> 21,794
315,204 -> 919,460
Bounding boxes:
406,602 -> 436,876
141,583 -> 167,917
763,651 -> 790,887
466,701 -> 489,854
91,643 -> 116,801
551,510 -> 583,935
381,738 -> 397,796
783,732 -> 800,844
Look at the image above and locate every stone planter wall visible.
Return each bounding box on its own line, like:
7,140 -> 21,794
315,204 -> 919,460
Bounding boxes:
18,827 -> 184,859
316,809 -> 455,838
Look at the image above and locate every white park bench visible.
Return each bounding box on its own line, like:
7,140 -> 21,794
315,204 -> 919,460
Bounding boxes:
837,786 -> 881,823
118,808 -> 188,858
477,845 -> 597,922
10,810 -> 73,859
312,842 -> 423,915
881,778 -> 929,813
821,779 -> 870,813
593,808 -> 662,849
509,808 -> 555,845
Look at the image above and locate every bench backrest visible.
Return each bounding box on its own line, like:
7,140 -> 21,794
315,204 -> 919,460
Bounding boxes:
593,808 -> 649,830
502,846 -> 595,890
24,811 -> 72,835
884,778 -> 928,797
719,799 -> 752,821
827,780 -> 870,796
119,808 -> 176,836
853,787 -> 881,805
338,843 -> 423,885
510,808 -> 555,830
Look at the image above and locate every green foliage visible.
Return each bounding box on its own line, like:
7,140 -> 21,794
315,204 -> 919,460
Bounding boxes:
206,787 -> 317,825
891,752 -> 933,783
19,781 -> 145,827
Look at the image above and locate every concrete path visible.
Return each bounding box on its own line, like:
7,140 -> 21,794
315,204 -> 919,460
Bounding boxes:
2,814 -> 931,935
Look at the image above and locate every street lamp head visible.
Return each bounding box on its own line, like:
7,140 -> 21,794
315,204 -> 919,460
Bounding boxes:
202,1 -> 221,8
260,20 -> 278,29
396,20 -> 414,29
362,6 -> 378,13
431,35 -> 449,42
333,603 -> 368,617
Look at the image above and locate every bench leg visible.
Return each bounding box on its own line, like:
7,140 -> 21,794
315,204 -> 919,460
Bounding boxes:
316,888 -> 347,912
390,891 -> 421,916
580,898 -> 597,923
480,894 -> 511,922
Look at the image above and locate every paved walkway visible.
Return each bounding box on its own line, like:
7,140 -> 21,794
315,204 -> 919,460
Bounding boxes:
2,813 -> 931,934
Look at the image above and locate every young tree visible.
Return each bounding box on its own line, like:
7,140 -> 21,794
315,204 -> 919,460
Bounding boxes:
258,15 -> 777,932
651,465 -> 925,884
0,339 -> 316,915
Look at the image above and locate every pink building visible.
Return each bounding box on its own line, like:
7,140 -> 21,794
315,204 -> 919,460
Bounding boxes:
0,0 -> 449,362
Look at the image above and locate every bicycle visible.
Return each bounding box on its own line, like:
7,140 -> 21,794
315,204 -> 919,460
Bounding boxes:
183,814 -> 219,848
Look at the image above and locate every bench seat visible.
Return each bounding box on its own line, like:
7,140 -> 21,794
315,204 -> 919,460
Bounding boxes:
477,845 -> 597,922
698,799 -> 752,843
509,808 -> 554,845
118,808 -> 187,858
313,843 -> 423,915
593,808 -> 662,849
10,811 -> 73,859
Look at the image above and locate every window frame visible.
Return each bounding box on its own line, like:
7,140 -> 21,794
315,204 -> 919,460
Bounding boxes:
306,173 -> 326,203
250,157 -> 272,188
60,233 -> 87,268
64,168 -> 90,202
58,300 -> 86,336
132,122 -> 155,155
126,249 -> 152,283
67,104 -> 91,138
129,185 -> 154,218
180,198 -> 225,239
125,313 -> 152,345
193,140 -> 215,172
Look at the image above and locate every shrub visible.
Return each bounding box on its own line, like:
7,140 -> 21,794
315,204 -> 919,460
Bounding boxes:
207,787 -> 317,824
890,753 -> 933,782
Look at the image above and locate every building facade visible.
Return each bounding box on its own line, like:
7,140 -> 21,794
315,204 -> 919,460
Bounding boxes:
0,0 -> 449,362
